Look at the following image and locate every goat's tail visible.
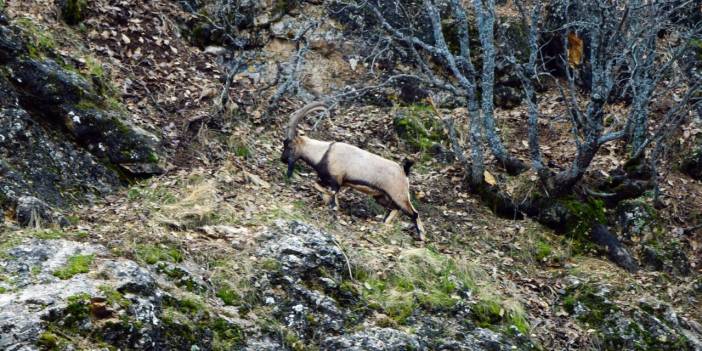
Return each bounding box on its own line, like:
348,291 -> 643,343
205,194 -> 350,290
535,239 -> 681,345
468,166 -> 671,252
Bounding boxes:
402,158 -> 415,176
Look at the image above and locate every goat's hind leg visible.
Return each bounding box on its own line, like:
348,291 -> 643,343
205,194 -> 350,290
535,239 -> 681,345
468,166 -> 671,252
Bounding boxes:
313,182 -> 338,209
383,209 -> 399,224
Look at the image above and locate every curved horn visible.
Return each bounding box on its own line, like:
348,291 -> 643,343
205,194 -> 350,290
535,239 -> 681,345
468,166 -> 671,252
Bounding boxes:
285,101 -> 329,140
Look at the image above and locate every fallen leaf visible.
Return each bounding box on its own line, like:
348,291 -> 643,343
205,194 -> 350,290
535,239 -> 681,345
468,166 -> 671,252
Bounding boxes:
568,32 -> 584,68
484,170 -> 497,186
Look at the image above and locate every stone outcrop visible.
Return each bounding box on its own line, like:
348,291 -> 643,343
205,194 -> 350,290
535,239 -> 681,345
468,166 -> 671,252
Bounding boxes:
249,221 -> 530,350
0,18 -> 163,224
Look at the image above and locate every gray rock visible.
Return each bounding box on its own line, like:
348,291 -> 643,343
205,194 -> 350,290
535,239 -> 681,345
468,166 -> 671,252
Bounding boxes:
155,261 -> 208,293
563,282 -> 699,350
14,196 -> 54,228
0,239 -> 164,350
260,220 -> 346,279
616,199 -> 656,243
257,221 -> 349,339
321,327 -> 423,351
241,337 -> 285,351
252,221 -> 536,350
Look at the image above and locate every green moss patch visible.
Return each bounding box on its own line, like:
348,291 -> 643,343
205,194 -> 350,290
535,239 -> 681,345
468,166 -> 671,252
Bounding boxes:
161,295 -> 245,350
562,283 -> 614,326
136,244 -> 183,265
37,331 -> 60,349
14,17 -> 57,59
52,254 -> 94,279
98,285 -> 132,309
393,104 -> 446,155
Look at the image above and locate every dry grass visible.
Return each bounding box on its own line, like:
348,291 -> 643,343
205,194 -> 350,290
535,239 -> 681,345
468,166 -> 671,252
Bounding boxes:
157,179 -> 221,229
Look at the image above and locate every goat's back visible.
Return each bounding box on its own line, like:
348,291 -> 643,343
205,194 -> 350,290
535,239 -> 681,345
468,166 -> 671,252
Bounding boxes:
327,142 -> 407,191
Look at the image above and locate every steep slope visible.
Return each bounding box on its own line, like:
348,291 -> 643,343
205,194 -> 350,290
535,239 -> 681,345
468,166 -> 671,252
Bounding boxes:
0,0 -> 700,350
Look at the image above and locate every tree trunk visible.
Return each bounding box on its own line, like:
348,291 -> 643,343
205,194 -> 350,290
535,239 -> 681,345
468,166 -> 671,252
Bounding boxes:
475,0 -> 527,175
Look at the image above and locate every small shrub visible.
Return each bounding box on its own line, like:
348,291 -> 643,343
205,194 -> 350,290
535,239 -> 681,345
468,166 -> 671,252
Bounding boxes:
393,104 -> 446,154
37,332 -> 59,348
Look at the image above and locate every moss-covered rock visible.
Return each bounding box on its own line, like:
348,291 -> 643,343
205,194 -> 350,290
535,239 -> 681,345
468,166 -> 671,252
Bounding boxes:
250,221 -> 536,350
0,239 -> 245,350
616,198 -> 659,243
562,280 -> 694,350
0,19 -> 163,218
640,239 -> 692,276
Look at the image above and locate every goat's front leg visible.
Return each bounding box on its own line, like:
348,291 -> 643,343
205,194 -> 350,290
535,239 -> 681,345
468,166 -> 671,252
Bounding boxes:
328,186 -> 340,210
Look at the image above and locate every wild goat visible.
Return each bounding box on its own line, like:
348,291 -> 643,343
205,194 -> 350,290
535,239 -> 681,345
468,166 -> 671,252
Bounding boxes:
280,102 -> 426,241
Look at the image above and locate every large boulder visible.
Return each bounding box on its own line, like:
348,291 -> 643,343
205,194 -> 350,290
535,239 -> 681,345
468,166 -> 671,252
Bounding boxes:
0,238 -> 242,350
0,239 -> 157,350
255,221 -> 350,341
0,76 -> 120,215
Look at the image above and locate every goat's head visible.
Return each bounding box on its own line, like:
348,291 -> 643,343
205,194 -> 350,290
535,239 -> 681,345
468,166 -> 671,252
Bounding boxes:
281,102 -> 329,178
280,137 -> 301,178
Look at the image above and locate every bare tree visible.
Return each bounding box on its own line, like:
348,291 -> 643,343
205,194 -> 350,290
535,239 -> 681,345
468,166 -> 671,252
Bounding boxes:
335,0 -> 528,183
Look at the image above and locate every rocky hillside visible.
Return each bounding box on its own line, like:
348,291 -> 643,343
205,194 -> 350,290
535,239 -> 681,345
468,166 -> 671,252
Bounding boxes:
1,0 -> 701,350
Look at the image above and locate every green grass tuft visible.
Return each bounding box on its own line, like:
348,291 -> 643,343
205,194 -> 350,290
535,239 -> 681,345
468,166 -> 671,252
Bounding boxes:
534,240 -> 552,261
216,284 -> 241,306
136,244 -> 183,265
53,254 -> 94,279
356,248 -> 473,324
37,332 -> 59,348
